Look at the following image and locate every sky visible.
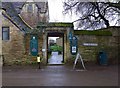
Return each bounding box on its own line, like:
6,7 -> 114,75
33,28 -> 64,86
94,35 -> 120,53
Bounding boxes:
48,0 -> 119,29
48,0 -> 73,40
48,0 -> 119,22
48,0 -> 80,30
48,0 -> 119,39
48,0 -> 76,22
48,37 -> 59,43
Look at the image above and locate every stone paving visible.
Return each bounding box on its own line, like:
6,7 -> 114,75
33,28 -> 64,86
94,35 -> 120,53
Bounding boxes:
48,52 -> 63,64
2,64 -> 118,86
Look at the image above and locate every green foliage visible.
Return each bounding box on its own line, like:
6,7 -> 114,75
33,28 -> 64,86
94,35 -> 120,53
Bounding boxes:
74,30 -> 112,36
50,45 -> 63,52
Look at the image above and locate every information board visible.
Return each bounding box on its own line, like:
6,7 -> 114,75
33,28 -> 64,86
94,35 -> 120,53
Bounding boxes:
70,36 -> 78,55
30,36 -> 38,56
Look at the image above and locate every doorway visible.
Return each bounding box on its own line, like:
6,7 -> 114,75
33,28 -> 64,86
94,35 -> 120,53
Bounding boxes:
47,32 -> 64,65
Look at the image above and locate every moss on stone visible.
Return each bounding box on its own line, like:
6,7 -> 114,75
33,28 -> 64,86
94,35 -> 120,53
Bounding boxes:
74,30 -> 112,36
37,22 -> 73,28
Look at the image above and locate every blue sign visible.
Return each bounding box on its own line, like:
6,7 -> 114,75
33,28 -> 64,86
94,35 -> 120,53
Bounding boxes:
69,31 -> 73,46
30,36 -> 38,56
70,36 -> 78,55
69,31 -> 73,40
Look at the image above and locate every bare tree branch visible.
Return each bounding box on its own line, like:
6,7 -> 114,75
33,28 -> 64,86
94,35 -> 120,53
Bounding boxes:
63,1 -> 120,30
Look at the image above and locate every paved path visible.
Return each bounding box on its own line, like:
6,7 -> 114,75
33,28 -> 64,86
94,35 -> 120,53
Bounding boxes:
48,52 -> 63,64
2,65 -> 118,86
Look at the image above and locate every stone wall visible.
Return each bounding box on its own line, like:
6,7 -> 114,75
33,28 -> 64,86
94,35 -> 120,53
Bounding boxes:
56,37 -> 63,47
2,14 -> 25,65
107,27 -> 120,64
2,14 -> 119,65
77,35 -> 112,63
2,14 -> 44,65
73,26 -> 120,64
42,27 -> 71,64
22,33 -> 43,65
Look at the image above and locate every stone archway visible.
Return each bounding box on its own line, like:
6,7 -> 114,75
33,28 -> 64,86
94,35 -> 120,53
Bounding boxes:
37,22 -> 74,65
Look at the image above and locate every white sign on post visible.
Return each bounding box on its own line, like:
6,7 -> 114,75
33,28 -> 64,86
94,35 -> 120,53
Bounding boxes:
72,46 -> 76,53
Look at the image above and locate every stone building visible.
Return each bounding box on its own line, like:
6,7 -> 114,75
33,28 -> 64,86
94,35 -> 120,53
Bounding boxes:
2,1 -> 73,65
49,39 -> 55,46
2,0 -> 49,65
1,1 -> 120,66
56,37 -> 63,47
20,0 -> 49,27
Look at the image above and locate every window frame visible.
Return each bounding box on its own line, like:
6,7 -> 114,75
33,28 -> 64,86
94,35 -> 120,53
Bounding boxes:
2,26 -> 10,41
27,4 -> 33,13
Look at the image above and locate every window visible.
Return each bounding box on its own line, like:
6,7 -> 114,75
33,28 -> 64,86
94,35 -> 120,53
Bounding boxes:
2,27 -> 10,40
27,4 -> 33,12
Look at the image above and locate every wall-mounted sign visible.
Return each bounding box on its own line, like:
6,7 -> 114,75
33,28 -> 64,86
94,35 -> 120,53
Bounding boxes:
30,36 -> 38,56
83,43 -> 98,46
72,46 -> 77,53
70,36 -> 78,55
42,49 -> 46,52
